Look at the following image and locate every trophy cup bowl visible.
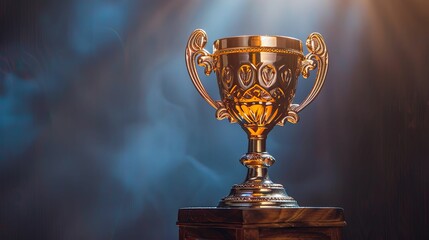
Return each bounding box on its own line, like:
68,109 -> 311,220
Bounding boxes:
185,29 -> 328,207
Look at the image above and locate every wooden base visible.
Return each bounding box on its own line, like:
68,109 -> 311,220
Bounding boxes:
177,207 -> 346,240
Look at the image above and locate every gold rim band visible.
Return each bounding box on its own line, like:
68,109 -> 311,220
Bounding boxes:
213,47 -> 304,57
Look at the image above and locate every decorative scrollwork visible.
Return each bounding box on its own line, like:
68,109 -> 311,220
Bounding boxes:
301,58 -> 316,79
197,55 -> 213,76
294,32 -> 329,113
215,101 -> 236,123
185,29 -> 235,122
278,107 -> 299,126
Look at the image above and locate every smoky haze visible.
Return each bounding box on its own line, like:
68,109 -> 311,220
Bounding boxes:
1,0 -> 428,239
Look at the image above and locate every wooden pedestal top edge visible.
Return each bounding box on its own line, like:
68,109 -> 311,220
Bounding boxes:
177,207 -> 346,227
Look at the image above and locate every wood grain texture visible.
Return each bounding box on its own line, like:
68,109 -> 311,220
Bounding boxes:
178,207 -> 345,226
177,207 -> 345,240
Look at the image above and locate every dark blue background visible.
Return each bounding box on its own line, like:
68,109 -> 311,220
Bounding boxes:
1,0 -> 428,239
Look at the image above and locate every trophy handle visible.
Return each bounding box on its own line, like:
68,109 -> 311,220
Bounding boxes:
284,32 -> 329,124
185,29 -> 234,122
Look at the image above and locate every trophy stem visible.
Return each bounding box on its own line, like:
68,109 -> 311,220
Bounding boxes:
248,137 -> 266,153
218,135 -> 299,208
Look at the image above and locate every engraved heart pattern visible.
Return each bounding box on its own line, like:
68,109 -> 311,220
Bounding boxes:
222,66 -> 233,89
260,64 -> 276,88
238,64 -> 254,88
280,67 -> 292,85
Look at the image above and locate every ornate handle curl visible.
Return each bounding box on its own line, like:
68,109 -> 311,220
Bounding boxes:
185,29 -> 233,121
285,32 -> 329,124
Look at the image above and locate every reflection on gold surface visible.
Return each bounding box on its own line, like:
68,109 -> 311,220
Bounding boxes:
185,29 -> 328,207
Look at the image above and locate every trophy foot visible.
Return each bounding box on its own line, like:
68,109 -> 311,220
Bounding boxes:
218,182 -> 298,208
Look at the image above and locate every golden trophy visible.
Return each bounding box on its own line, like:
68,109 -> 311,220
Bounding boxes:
185,29 -> 328,208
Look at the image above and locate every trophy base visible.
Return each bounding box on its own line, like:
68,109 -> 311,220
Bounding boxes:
218,182 -> 299,208
218,151 -> 299,208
